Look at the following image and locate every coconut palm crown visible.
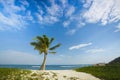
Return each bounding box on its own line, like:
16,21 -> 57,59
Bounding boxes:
30,35 -> 61,70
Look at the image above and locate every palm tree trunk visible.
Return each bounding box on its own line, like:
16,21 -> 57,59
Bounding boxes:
40,54 -> 47,70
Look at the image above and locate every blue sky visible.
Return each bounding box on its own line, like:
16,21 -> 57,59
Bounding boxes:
0,0 -> 120,65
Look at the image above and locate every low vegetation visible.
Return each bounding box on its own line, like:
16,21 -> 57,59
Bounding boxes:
0,68 -> 31,80
76,56 -> 120,80
0,68 -> 58,80
75,65 -> 120,80
0,68 -> 80,80
1,64 -> 119,80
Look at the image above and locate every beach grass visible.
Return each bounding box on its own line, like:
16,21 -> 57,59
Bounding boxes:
0,68 -> 32,80
75,65 -> 120,80
1,66 -> 119,80
0,68 -> 59,80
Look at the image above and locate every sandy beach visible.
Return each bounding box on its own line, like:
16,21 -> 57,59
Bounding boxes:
31,70 -> 101,80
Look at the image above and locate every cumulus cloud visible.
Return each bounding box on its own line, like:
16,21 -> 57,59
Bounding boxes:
86,48 -> 105,53
69,42 -> 92,50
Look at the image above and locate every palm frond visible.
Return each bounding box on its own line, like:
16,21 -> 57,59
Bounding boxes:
39,51 -> 43,55
36,36 -> 44,43
30,42 -> 37,46
49,51 -> 56,54
49,43 -> 61,50
49,38 -> 54,44
32,37 -> 37,40
43,35 -> 49,47
30,35 -> 61,56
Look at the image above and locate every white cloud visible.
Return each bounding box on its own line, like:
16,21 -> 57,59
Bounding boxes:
36,0 -> 62,24
66,29 -> 76,35
0,12 -> 25,30
64,0 -> 120,33
65,20 -> 85,35
35,0 -> 80,32
114,23 -> 120,32
83,0 -> 93,8
0,0 -> 33,31
63,21 -> 70,27
45,16 -> 59,24
69,42 -> 92,50
20,0 -> 29,7
47,0 -> 62,17
66,6 -> 75,17
83,0 -> 120,26
1,0 -> 120,32
77,21 -> 85,28
61,0 -> 67,5
86,48 -> 105,54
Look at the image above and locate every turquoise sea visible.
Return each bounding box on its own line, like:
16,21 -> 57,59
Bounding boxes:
0,64 -> 91,70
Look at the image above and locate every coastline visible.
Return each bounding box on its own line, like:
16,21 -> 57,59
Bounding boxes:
30,70 -> 100,80
0,68 -> 100,80
0,64 -> 91,70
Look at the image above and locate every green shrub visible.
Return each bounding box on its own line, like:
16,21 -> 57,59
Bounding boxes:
75,65 -> 120,80
0,68 -> 31,80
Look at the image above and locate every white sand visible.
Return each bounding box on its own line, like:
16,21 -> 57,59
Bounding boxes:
31,70 -> 101,80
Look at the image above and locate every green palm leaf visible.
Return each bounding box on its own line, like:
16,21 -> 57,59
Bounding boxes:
50,38 -> 54,44
36,36 -> 44,43
49,51 -> 56,54
30,35 -> 61,70
30,42 -> 38,46
49,43 -> 61,50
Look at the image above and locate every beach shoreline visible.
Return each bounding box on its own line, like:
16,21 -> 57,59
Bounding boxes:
30,70 -> 101,80
0,68 -> 101,80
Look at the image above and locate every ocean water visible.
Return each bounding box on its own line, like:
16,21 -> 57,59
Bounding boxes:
0,64 -> 91,70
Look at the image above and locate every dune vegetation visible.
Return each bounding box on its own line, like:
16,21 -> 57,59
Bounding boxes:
0,68 -> 99,80
0,68 -> 32,80
0,68 -> 78,80
75,65 -> 120,80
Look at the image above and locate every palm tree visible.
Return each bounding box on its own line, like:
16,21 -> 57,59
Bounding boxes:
30,35 -> 61,70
